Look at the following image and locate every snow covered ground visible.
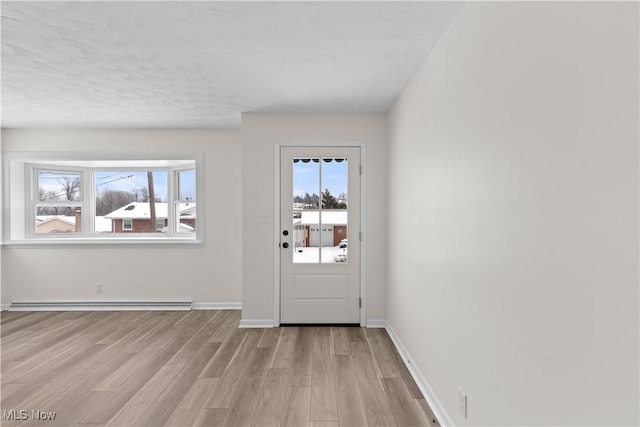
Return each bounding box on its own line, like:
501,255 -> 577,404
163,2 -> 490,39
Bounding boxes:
292,245 -> 348,263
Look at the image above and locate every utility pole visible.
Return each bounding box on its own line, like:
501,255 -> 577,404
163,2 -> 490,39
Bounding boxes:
147,172 -> 156,231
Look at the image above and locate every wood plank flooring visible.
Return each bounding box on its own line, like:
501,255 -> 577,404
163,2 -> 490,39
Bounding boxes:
1,310 -> 439,427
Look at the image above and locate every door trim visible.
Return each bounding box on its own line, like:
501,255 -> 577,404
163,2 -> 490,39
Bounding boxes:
273,141 -> 366,327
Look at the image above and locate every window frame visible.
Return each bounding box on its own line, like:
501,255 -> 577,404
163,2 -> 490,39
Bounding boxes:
4,152 -> 204,245
173,166 -> 197,235
31,166 -> 84,236
91,166 -> 170,237
122,218 -> 133,231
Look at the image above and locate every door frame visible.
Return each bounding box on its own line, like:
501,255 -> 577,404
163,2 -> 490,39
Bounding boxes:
273,141 -> 366,327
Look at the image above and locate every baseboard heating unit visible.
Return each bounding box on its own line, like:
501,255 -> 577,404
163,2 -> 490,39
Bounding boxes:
9,301 -> 193,311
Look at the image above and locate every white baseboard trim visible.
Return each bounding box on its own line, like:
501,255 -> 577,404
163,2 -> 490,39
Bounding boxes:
385,321 -> 453,427
192,302 -> 242,310
8,300 -> 192,311
238,319 -> 274,328
366,319 -> 388,328
7,301 -> 243,312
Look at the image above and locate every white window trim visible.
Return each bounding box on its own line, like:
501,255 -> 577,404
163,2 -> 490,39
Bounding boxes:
3,152 -> 204,245
122,218 -> 133,231
173,167 -> 197,235
29,165 -> 84,238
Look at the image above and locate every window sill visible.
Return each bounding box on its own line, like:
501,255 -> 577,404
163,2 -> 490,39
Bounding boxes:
3,237 -> 203,248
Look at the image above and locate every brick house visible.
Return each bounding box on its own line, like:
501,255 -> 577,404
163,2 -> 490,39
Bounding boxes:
105,202 -> 196,233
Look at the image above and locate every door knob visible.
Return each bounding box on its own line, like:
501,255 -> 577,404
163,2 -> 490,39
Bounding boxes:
282,242 -> 289,248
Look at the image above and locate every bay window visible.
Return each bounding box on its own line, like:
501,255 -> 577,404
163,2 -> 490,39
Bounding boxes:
4,153 -> 203,243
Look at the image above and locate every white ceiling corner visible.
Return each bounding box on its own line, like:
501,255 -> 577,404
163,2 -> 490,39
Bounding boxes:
1,1 -> 462,128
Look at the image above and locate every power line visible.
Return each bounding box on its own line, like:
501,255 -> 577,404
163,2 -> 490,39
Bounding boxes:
95,175 -> 134,187
96,171 -> 128,181
40,175 -> 134,201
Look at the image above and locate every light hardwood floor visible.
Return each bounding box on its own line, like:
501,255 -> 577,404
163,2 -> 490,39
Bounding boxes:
1,310 -> 439,427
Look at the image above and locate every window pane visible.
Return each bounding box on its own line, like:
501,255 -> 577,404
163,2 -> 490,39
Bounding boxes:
293,159 -> 320,263
35,206 -> 81,234
96,171 -> 168,234
173,169 -> 196,233
320,158 -> 348,263
178,169 -> 196,202
37,171 -> 81,201
175,202 -> 196,233
22,158 -> 199,241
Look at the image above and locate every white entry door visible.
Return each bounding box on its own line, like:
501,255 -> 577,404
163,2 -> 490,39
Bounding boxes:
280,146 -> 360,324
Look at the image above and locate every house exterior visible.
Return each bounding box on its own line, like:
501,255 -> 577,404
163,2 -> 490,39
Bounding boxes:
36,214 -> 129,234
293,210 -> 347,247
35,216 -> 76,234
104,202 -> 196,233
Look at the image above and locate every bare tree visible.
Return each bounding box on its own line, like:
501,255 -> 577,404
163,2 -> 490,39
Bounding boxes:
136,186 -> 150,202
96,190 -> 137,216
58,176 -> 80,201
134,186 -> 162,203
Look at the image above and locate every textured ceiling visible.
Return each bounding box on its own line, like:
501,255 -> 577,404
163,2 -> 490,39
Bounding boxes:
1,1 -> 462,128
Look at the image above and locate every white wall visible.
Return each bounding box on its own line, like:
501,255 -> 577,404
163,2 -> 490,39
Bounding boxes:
387,2 -> 639,426
1,129 -> 242,307
241,113 -> 388,324
0,133 -> 3,303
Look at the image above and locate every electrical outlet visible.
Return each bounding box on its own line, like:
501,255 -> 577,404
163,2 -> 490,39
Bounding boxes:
95,283 -> 102,294
457,387 -> 467,418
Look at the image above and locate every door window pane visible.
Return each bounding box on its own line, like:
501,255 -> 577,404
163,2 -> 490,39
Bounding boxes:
320,159 -> 348,263
292,157 -> 348,263
293,158 -> 319,263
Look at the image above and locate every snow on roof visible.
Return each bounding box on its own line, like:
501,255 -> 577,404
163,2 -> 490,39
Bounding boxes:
36,215 -> 75,226
105,202 -> 168,219
36,215 -> 118,233
104,202 -> 195,219
179,205 -> 196,218
294,210 -> 347,225
160,222 -> 195,233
